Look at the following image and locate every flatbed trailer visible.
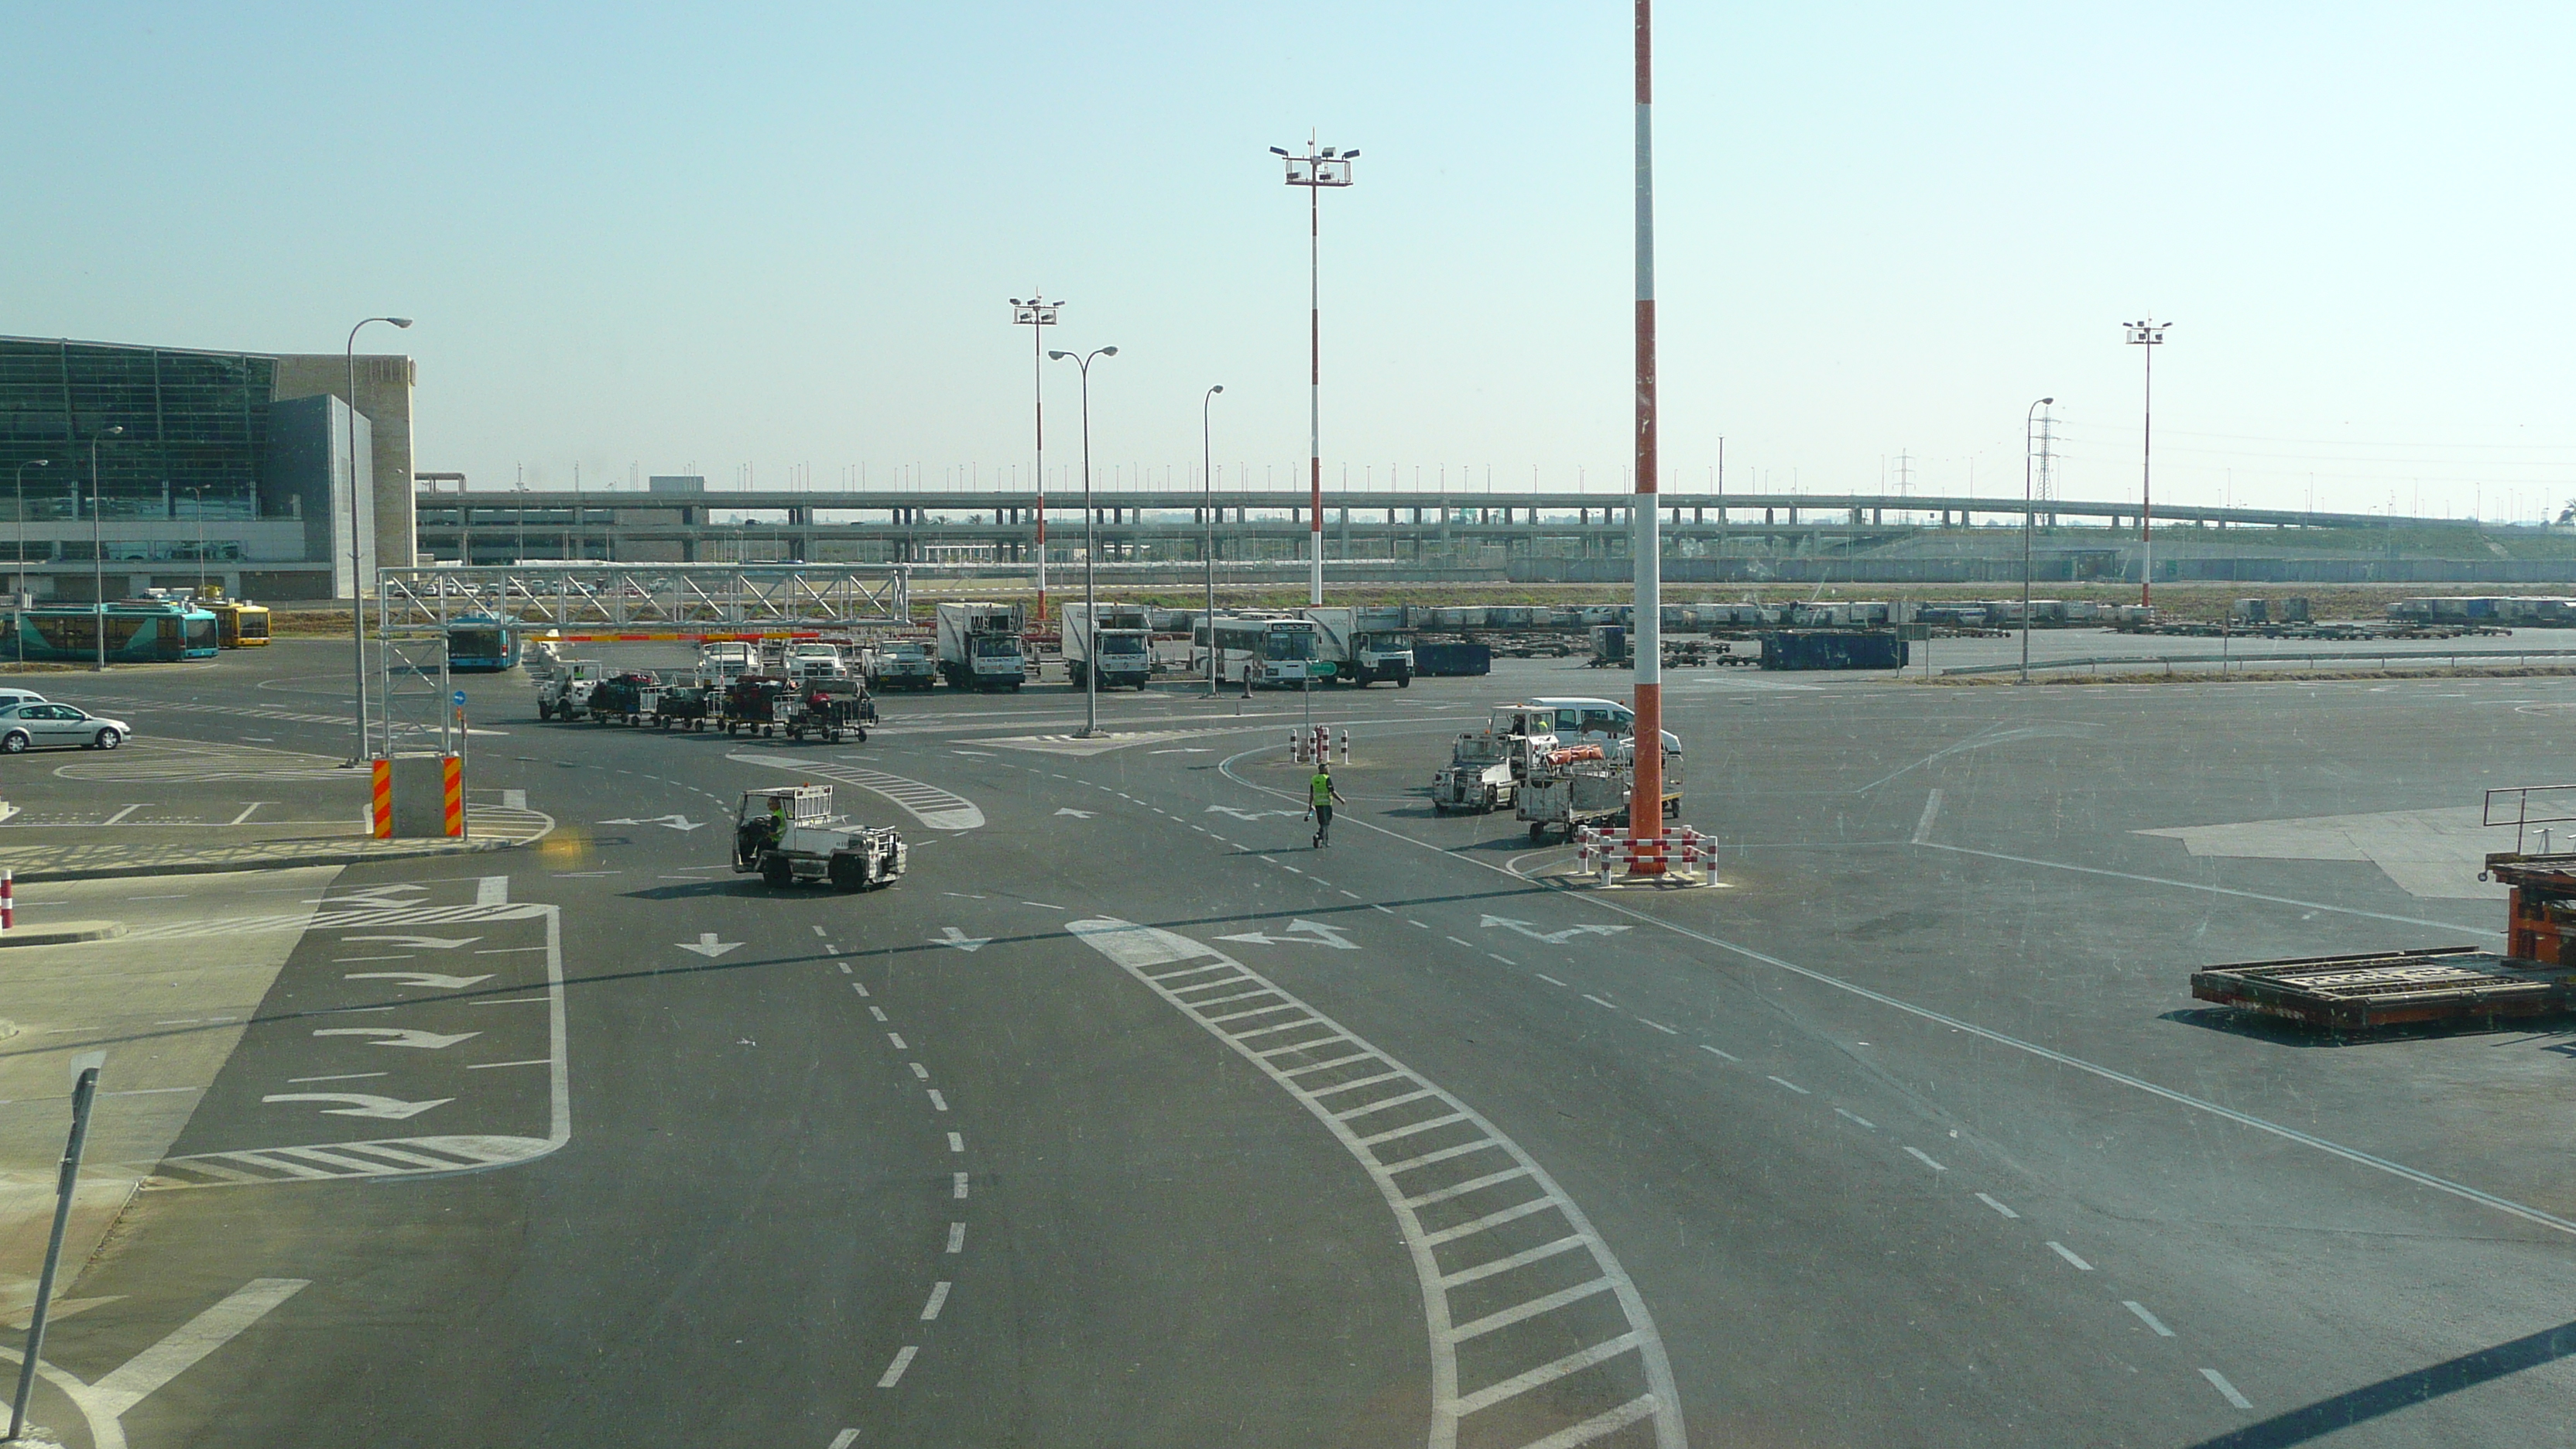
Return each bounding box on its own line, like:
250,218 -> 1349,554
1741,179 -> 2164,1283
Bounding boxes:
2188,947 -> 2576,1030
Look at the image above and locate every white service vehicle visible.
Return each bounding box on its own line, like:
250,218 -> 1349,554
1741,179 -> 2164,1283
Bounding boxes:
730,785 -> 908,891
1060,603 -> 1154,690
1303,605 -> 1414,687
536,660 -> 605,721
783,642 -> 848,679
1430,704 -> 1560,814
935,602 -> 1027,690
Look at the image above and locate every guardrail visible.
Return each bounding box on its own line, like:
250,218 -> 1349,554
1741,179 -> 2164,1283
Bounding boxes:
1939,647 -> 2576,678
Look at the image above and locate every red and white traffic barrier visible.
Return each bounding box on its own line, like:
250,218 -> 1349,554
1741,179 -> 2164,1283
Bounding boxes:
1575,827 -> 1712,882
2,867 -> 14,932
1338,729 -> 1351,762
1288,730 -> 1303,763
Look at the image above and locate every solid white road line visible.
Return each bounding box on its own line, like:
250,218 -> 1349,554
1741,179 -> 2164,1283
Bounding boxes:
2126,1300 -> 2177,1337
2199,1367 -> 2253,1410
89,1278 -> 310,1418
1975,1193 -> 2019,1218
2047,1241 -> 2095,1270
1904,1147 -> 1947,1171
876,1346 -> 918,1388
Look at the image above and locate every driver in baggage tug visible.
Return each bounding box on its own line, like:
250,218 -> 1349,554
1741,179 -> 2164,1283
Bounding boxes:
738,797 -> 789,866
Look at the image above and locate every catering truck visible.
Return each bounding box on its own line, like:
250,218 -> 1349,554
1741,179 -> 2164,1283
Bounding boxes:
1303,606 -> 1414,687
935,602 -> 1028,690
1060,603 -> 1155,690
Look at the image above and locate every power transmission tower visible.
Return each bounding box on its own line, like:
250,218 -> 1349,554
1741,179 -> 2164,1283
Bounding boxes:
2033,409 -> 2059,521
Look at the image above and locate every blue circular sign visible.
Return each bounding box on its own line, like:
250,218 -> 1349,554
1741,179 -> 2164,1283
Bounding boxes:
451,690 -> 469,707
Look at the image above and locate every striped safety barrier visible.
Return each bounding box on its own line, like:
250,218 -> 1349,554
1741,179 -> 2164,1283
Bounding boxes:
1575,825 -> 1712,883
370,759 -> 394,839
440,755 -> 465,838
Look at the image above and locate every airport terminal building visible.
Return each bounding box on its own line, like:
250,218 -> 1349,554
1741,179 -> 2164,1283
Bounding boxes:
0,334 -> 416,601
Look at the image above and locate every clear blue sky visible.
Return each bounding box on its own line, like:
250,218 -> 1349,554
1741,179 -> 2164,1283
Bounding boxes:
5,2 -> 2570,518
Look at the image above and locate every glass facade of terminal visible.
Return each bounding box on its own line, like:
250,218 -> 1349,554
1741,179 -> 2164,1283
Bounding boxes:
0,337 -> 274,522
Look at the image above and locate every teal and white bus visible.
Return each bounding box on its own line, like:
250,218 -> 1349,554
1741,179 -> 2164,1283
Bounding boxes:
1197,614 -> 1330,688
12,600 -> 219,663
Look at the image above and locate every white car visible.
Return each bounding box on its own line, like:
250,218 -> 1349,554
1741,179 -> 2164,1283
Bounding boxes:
0,701 -> 132,752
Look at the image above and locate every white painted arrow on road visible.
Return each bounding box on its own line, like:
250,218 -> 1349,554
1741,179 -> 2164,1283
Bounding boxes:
677,932 -> 743,958
1217,918 -> 1359,951
1055,808 -> 1097,818
312,1026 -> 482,1050
1207,806 -> 1301,821
933,927 -> 991,953
344,971 -> 495,990
599,814 -> 707,831
341,935 -> 481,950
1479,914 -> 1632,944
260,1092 -> 453,1120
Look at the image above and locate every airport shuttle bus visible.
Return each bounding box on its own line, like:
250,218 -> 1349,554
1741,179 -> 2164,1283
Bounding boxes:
210,600 -> 271,648
13,601 -> 219,663
447,614 -> 522,672
1199,614 -> 1330,687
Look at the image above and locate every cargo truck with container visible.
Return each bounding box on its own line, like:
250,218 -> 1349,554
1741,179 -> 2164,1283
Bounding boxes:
936,603 -> 1028,690
1302,606 -> 1414,687
1060,603 -> 1155,690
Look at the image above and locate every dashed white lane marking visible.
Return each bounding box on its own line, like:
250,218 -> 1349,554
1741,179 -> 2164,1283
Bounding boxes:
876,1345 -> 918,1388
1341,889 -> 1363,899
1491,954 -> 1517,966
1070,918 -> 1687,1449
1640,1019 -> 1678,1034
1912,788 -> 1944,844
1409,920 -> 1430,930
828,1430 -> 858,1449
2047,1241 -> 2095,1270
886,1033 -> 907,1049
927,1091 -> 949,1112
1581,994 -> 1618,1010
811,926 -> 827,937
1767,1075 -> 1809,1094
2199,1367 -> 2253,1410
1373,905 -> 1396,915
1904,1146 -> 1947,1171
952,1173 -> 969,1200
1975,1192 -> 2019,1218
868,1006 -> 888,1023
947,1222 -> 966,1252
851,982 -> 870,997
1536,974 -> 1568,987
837,963 -> 851,974
1697,1045 -> 1738,1062
1834,1108 -> 1876,1130
947,1132 -> 964,1153
2125,1300 -> 2176,1337
1445,935 -> 1473,948
920,1282 -> 951,1321
908,1063 -> 929,1081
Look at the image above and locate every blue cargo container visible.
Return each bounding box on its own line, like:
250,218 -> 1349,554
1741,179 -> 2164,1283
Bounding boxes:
1758,629 -> 1909,671
1412,642 -> 1492,677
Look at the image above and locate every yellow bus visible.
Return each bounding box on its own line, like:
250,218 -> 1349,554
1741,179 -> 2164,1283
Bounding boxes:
209,601 -> 271,648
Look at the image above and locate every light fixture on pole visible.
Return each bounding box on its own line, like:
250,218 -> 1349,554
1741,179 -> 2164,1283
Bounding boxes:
1273,137 -> 1358,607
344,316 -> 412,764
87,427 -> 125,672
1202,384 -> 1223,696
184,483 -> 209,600
2019,396 -> 2055,685
2122,319 -> 2167,609
1011,295 -> 1060,622
1047,345 -> 1116,738
11,459 -> 49,635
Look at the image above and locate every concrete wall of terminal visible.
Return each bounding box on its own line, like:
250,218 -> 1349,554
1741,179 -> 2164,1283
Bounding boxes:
272,353 -> 414,580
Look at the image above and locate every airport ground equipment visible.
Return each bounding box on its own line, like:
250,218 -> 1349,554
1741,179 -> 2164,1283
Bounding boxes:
937,602 -> 1028,690
1061,603 -> 1154,689
1302,605 -> 1414,687
1519,739 -> 1684,842
722,675 -> 793,736
584,671 -> 663,726
653,686 -> 714,730
1577,824 -> 1715,885
862,639 -> 939,691
1410,640 -> 1492,677
784,677 -> 875,743
1759,629 -> 1910,671
535,661 -> 604,721
1431,705 -> 1560,814
730,785 -> 906,892
2191,786 -> 2576,1032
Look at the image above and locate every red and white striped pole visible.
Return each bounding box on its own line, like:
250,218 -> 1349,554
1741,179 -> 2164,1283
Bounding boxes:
1626,0 -> 1666,872
2,867 -> 15,932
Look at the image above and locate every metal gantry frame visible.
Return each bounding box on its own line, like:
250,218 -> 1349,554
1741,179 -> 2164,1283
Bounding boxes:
375,562 -> 912,635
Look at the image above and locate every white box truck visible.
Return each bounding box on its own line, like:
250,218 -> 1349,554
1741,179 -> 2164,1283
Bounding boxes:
935,602 -> 1027,690
1060,603 -> 1154,690
1303,605 -> 1415,687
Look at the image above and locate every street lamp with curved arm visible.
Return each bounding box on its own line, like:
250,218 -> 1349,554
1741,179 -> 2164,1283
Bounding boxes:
345,315 -> 411,762
1202,384 -> 1224,696
1046,346 -> 1116,737
2021,396 -> 2055,685
87,427 -> 125,672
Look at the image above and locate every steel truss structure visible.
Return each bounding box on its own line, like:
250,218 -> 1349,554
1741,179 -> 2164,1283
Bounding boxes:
375,563 -> 911,634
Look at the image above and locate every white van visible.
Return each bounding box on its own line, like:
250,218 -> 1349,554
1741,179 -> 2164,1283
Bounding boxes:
1525,697 -> 1682,755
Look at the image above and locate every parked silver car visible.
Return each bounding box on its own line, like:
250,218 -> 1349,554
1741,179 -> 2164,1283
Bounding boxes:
0,701 -> 131,752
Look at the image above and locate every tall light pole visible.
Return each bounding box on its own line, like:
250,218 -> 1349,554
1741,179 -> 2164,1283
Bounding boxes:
2019,396 -> 2055,684
1048,345 -> 1116,738
345,316 -> 412,764
86,427 -> 125,671
183,484 -> 209,599
1273,137 -> 1358,607
11,459 -> 49,638
1626,2 -> 1665,866
2123,319 -> 2167,608
1011,295 -> 1060,622
1202,384 -> 1224,696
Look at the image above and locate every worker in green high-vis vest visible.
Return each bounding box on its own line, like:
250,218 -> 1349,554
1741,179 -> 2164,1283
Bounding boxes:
1307,765 -> 1346,849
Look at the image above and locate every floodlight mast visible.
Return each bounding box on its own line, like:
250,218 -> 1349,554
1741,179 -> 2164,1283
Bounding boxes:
2123,319 -> 2168,608
1011,295 -> 1061,622
1626,1 -> 1664,868
1276,135 -> 1358,607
